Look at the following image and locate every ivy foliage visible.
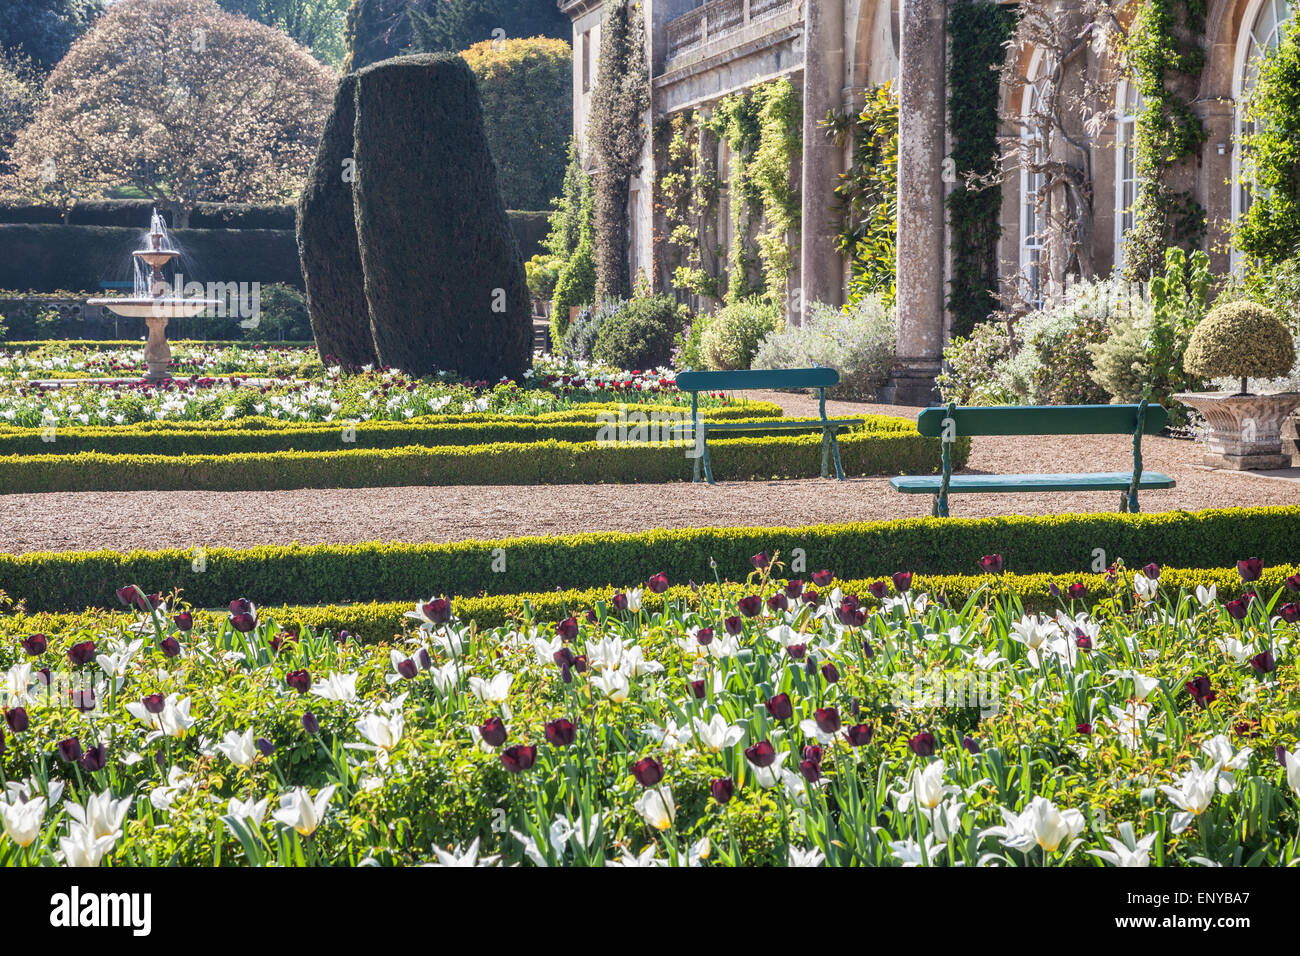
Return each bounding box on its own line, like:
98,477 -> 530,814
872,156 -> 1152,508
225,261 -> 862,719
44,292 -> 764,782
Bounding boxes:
1121,0 -> 1208,280
824,84 -> 896,307
656,110 -> 722,300
946,0 -> 1013,338
1235,17 -> 1300,264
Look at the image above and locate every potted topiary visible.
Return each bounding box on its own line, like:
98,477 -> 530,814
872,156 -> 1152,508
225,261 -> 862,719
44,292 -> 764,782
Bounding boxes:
1174,300 -> 1300,469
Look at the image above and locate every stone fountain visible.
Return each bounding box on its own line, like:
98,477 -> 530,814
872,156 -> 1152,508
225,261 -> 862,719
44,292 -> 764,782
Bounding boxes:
87,210 -> 220,381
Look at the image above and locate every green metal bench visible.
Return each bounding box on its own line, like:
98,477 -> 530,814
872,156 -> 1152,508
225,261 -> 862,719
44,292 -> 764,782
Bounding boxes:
673,367 -> 863,484
890,401 -> 1175,517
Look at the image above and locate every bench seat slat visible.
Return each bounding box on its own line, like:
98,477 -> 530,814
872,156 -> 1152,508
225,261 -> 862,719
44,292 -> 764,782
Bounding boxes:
890,472 -> 1176,494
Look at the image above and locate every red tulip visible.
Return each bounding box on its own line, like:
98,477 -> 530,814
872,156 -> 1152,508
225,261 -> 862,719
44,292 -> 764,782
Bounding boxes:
545,719 -> 576,747
978,554 -> 1003,574
892,572 -> 913,593
647,572 -> 669,594
478,717 -> 508,748
500,745 -> 537,773
811,570 -> 834,587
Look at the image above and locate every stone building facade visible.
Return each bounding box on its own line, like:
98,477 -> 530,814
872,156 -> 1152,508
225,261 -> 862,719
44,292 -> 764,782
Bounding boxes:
559,0 -> 1294,401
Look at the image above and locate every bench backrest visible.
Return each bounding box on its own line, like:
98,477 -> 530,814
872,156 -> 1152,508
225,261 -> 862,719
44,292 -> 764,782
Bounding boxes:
916,404 -> 1167,438
676,367 -> 840,392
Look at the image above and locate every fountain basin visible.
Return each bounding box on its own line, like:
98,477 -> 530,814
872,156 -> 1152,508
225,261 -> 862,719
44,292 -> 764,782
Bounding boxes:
87,297 -> 221,318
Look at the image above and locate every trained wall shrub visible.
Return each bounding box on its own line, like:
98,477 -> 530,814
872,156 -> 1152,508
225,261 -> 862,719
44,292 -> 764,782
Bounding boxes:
0,505 -> 1292,612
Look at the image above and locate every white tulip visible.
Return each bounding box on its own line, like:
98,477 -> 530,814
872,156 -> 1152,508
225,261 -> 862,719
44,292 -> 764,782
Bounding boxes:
125,694 -> 195,738
65,791 -> 132,841
1159,764 -> 1219,834
691,714 -> 744,753
1087,832 -> 1157,867
592,667 -> 631,702
310,672 -> 359,702
226,796 -> 270,828
273,785 -> 336,836
1199,734 -> 1252,794
0,796 -> 46,847
1195,583 -> 1217,607
981,795 -> 1084,854
634,785 -> 675,831
1283,748 -> 1300,798
354,712 -> 405,757
216,729 -> 259,769
426,836 -> 500,867
58,821 -> 118,868
468,671 -> 513,705
788,844 -> 826,867
890,834 -> 947,867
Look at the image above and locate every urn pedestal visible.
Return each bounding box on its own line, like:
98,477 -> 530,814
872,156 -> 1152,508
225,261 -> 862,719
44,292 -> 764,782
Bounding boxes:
1173,391 -> 1300,470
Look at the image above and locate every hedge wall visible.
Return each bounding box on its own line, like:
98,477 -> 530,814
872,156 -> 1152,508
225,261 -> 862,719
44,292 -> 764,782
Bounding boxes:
0,215 -> 552,293
0,428 -> 957,493
0,506 -> 1293,613
0,200 -> 297,230
2,564 -> 1294,646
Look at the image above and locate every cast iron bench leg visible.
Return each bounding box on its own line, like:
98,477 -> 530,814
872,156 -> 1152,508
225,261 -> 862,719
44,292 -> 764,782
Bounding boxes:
820,429 -> 831,479
830,430 -> 846,480
701,432 -> 716,484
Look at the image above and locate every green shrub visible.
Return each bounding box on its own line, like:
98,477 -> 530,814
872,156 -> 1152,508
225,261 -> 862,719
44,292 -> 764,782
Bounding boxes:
562,298 -> 623,362
1184,300 -> 1296,390
296,71 -> 377,369
0,504 -> 1291,612
752,295 -> 894,400
526,253 -> 563,301
937,320 -> 1016,405
592,294 -> 687,371
550,238 -> 596,348
242,283 -> 312,342
353,54 -> 531,381
698,299 -> 781,370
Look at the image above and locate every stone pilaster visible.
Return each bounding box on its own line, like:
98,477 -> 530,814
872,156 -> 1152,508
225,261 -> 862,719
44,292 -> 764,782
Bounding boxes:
886,0 -> 947,406
800,0 -> 846,323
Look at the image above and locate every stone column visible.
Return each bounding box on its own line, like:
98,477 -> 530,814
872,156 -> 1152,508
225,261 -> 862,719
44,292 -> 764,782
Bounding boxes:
800,0 -> 846,324
887,0 -> 947,406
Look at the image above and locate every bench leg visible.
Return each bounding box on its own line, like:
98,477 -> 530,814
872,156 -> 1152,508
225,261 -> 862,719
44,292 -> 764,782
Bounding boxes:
820,430 -> 831,479
931,493 -> 950,518
830,431 -> 846,480
701,436 -> 716,485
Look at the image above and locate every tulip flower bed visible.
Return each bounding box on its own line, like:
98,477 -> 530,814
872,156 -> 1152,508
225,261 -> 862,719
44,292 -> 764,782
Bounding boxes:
0,343 -> 323,381
0,426 -> 954,494
2,506 -> 1293,614
2,563 -> 1298,867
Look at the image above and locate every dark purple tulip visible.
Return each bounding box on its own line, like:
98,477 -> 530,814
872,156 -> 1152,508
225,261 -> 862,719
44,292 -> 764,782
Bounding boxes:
585,610 -> 599,624
1278,744 -> 1290,767
70,687 -> 96,713
813,707 -> 842,734
396,658 -> 418,680
845,724 -> 874,746
690,679 -> 706,699
647,572 -> 669,594
764,693 -> 793,720
501,745 -> 537,773
556,616 -> 579,641
20,634 -> 47,656
799,759 -> 823,783
230,612 -> 257,633
738,595 -> 762,618
1077,723 -> 1092,736
694,627 -> 714,646
35,667 -> 51,686
1076,633 -> 1093,651
1067,583 -> 1086,600
553,646 -> 576,669
1279,602 -> 1300,623
724,615 -> 743,636
173,611 -> 193,632
861,638 -> 875,659
744,740 -> 777,768
256,738 -> 275,757
478,717 -> 508,748
767,593 -> 789,614
5,707 -> 28,732
710,778 -> 734,804
978,554 -> 1003,574
1142,562 -> 1161,580
820,661 -> 840,684
962,735 -> 981,755
1237,558 -> 1264,583
116,585 -> 138,606
79,744 -> 107,772
141,693 -> 166,714
784,580 -> 804,600
1185,675 -> 1217,709
892,572 -> 912,593
338,630 -> 352,643
422,598 -> 452,625
285,669 -> 311,694
1249,651 -> 1276,676
868,580 -> 888,600
57,737 -> 82,763
1226,599 -> 1248,621
545,719 -> 576,747
908,731 -> 937,757
67,641 -> 96,666
1234,719 -> 1260,738
803,743 -> 823,766
631,757 -> 665,787
611,592 -> 629,612
786,643 -> 807,660
159,636 -> 181,658
802,589 -> 820,605
811,570 -> 834,587
1049,582 -> 1061,598
750,552 -> 770,570
1286,573 -> 1300,593
133,592 -> 161,613
302,712 -> 320,735
417,648 -> 432,670
572,654 -> 588,674
229,597 -> 254,616
270,631 -> 297,654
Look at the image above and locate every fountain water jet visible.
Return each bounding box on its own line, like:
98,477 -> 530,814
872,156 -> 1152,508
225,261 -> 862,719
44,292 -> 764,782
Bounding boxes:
88,210 -> 220,381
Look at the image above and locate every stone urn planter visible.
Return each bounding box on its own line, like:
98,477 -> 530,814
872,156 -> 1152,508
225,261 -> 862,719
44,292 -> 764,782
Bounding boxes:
1177,300 -> 1299,471
1174,390 -> 1300,469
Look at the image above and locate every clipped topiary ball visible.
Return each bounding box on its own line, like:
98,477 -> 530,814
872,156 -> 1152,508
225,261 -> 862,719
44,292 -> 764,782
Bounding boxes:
1184,301 -> 1295,389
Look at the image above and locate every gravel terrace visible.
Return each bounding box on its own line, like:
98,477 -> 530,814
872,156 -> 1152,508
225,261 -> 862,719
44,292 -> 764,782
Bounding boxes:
2,388 -> 1298,554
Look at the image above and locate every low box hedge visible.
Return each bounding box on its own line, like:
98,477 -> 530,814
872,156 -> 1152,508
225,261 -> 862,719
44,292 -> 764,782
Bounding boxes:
0,407 -> 906,456
0,506 -> 1293,613
1,563 -> 1293,645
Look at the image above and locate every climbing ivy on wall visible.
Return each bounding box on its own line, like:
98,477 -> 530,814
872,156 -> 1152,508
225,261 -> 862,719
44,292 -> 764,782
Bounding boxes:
1122,0 -> 1208,280
655,111 -> 722,300
946,0 -> 1014,339
825,84 -> 897,306
1235,17 -> 1300,264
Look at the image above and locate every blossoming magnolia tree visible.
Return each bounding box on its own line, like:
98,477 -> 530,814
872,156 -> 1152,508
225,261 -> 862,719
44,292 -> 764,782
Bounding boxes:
1,555 -> 1298,866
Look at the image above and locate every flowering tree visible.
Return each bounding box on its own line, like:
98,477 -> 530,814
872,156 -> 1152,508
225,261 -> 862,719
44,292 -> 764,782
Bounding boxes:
5,0 -> 336,226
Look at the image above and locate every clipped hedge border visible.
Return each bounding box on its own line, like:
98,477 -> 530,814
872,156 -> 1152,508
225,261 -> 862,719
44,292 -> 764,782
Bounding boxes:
0,506 -> 1292,613
0,402 -> 813,456
0,428 -> 957,493
2,564 -> 1293,646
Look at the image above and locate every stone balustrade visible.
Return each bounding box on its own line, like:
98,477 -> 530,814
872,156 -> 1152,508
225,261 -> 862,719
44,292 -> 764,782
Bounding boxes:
665,0 -> 799,64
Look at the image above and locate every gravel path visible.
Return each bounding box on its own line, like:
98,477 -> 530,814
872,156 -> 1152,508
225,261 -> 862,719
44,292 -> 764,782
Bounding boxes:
2,389 -> 1298,554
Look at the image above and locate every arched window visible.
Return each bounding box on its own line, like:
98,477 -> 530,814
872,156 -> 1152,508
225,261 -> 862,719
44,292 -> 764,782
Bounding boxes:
1019,49 -> 1048,308
1233,0 -> 1293,236
1113,80 -> 1143,272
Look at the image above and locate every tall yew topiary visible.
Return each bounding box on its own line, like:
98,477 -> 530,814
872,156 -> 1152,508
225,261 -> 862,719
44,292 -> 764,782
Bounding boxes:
351,53 -> 530,381
587,0 -> 649,302
296,72 -> 377,369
